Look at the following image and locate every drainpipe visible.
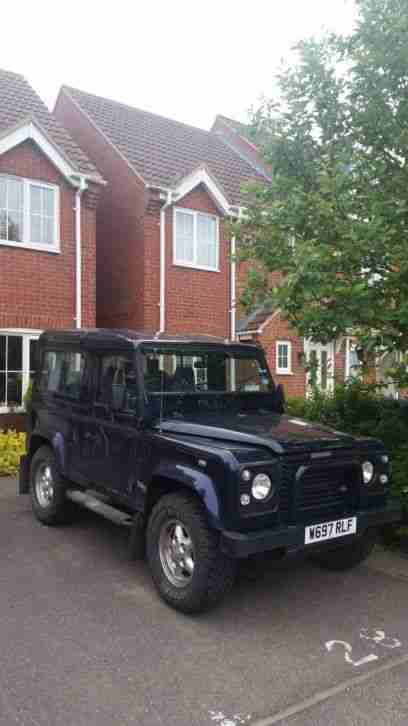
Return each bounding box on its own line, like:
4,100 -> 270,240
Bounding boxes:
230,234 -> 237,341
230,208 -> 243,341
159,190 -> 172,333
74,177 -> 88,329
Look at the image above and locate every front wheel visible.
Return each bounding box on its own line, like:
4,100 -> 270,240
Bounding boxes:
30,446 -> 75,526
310,529 -> 376,571
146,493 -> 236,614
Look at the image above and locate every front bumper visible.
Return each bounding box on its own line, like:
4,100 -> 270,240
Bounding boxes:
220,499 -> 403,558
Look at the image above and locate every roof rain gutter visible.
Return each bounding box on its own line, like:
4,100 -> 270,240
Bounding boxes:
159,190 -> 173,333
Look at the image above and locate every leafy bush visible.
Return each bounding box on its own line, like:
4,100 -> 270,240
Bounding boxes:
287,381 -> 408,511
0,430 -> 26,477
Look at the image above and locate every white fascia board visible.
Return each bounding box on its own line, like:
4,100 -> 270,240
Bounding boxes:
173,166 -> 231,215
0,119 -> 82,185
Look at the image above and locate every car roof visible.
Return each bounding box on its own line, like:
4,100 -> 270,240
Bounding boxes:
39,328 -> 260,353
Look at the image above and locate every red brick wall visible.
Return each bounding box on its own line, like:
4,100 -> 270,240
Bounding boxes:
168,186 -> 230,337
0,140 -> 97,330
0,413 -> 25,433
142,186 -> 230,337
254,315 -> 306,397
251,314 -> 347,398
55,91 -> 147,329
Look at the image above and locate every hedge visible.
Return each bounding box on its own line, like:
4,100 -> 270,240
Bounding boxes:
0,430 -> 26,477
287,381 -> 408,511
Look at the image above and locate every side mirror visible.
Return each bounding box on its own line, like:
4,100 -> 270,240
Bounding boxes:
275,383 -> 285,413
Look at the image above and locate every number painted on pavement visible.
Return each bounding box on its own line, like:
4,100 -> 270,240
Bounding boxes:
360,628 -> 401,649
325,639 -> 379,667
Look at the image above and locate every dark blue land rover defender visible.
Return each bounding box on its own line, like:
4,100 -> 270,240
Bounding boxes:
19,329 -> 401,613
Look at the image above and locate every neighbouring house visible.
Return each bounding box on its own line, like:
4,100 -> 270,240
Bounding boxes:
0,69 -> 104,429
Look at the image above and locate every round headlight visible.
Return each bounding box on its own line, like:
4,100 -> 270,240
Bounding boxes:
362,461 -> 375,484
241,469 -> 252,482
252,473 -> 272,500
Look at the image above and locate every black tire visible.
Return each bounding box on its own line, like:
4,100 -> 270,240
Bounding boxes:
311,529 -> 376,571
146,492 -> 236,614
30,446 -> 74,526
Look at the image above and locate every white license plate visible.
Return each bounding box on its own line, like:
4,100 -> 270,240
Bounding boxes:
305,517 -> 357,545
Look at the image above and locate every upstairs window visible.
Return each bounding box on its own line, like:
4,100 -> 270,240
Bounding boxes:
174,208 -> 219,271
0,175 -> 59,252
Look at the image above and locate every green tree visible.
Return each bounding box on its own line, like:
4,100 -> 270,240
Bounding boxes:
236,0 -> 408,377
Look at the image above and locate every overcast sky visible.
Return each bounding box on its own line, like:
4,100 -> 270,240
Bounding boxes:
3,0 -> 357,131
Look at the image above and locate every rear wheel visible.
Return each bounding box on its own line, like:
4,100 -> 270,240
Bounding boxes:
311,529 -> 376,571
146,493 -> 236,614
30,446 -> 75,526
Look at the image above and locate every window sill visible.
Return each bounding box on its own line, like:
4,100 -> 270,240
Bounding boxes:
0,406 -> 24,414
173,261 -> 220,273
0,239 -> 60,254
276,371 -> 294,376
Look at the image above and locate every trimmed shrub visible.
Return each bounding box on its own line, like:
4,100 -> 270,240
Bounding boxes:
287,381 -> 408,511
0,430 -> 26,477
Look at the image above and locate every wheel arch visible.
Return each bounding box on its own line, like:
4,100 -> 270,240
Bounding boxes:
145,463 -> 223,530
28,433 -> 66,475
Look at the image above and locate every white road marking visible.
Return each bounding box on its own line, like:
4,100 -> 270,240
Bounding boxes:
326,639 -> 378,667
209,710 -> 251,725
251,653 -> 408,726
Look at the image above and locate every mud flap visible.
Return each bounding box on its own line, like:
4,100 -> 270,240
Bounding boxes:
18,455 -> 30,495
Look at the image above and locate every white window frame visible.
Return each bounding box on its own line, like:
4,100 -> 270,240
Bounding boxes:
345,338 -> 362,380
173,207 -> 220,272
0,175 -> 60,253
276,341 -> 292,375
0,329 -> 42,413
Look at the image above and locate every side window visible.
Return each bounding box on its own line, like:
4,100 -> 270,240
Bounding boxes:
40,350 -> 88,400
97,354 -> 138,413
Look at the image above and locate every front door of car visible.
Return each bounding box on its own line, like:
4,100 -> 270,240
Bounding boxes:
80,352 -> 143,496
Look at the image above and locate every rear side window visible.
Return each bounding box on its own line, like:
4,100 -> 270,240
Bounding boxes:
40,350 -> 88,400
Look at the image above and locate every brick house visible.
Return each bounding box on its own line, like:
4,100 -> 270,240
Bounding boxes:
0,69 -> 103,428
54,87 -> 271,343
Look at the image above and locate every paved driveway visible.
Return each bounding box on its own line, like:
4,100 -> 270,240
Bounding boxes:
1,476 -> 408,726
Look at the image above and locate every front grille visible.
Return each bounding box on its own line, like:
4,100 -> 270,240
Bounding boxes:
279,455 -> 359,523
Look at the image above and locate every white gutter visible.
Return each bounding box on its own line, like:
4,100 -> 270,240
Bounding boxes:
159,190 -> 173,333
74,177 -> 88,328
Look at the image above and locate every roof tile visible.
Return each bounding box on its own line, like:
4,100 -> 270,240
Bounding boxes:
62,86 -> 268,205
0,69 -> 102,181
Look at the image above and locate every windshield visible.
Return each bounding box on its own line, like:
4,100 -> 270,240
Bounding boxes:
142,346 -> 277,420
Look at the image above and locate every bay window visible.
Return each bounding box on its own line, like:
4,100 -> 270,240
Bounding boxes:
0,175 -> 59,252
174,208 -> 219,271
0,332 -> 40,411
